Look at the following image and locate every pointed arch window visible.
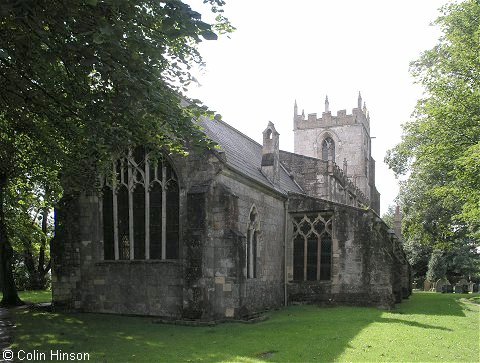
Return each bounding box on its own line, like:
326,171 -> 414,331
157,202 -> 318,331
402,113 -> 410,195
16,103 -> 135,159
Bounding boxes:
247,207 -> 259,278
292,213 -> 333,281
102,148 -> 179,260
322,137 -> 335,162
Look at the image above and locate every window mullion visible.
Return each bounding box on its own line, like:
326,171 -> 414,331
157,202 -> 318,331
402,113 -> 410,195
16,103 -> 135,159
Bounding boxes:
317,235 -> 321,281
249,229 -> 254,278
113,161 -> 119,260
161,165 -> 167,260
145,155 -> 150,260
303,235 -> 307,281
128,151 -> 134,260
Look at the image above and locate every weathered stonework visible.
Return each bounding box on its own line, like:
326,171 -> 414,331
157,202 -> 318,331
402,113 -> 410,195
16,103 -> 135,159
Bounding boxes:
52,94 -> 411,319
294,94 -> 380,213
286,195 -> 410,309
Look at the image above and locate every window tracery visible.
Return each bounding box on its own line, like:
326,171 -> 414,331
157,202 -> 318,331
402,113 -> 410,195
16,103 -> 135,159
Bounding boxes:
322,137 -> 335,162
102,148 -> 179,260
292,213 -> 333,281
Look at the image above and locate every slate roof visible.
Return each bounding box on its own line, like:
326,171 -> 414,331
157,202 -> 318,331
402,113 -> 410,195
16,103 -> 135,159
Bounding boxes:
198,117 -> 304,195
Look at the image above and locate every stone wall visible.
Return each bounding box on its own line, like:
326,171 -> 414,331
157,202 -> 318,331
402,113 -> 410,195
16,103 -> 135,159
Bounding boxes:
279,150 -> 328,198
194,170 -> 286,319
279,151 -> 369,209
286,195 -> 410,309
293,105 -> 374,203
52,150 -> 287,319
52,151 -> 223,318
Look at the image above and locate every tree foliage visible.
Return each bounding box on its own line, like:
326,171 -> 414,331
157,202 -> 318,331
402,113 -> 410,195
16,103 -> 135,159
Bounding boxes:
386,0 -> 480,283
381,205 -> 396,229
6,172 -> 59,290
385,0 -> 480,245
0,0 -> 233,305
426,250 -> 447,282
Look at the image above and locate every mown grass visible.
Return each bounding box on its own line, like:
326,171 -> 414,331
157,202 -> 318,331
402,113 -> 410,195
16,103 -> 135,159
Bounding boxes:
17,289 -> 52,304
10,292 -> 480,362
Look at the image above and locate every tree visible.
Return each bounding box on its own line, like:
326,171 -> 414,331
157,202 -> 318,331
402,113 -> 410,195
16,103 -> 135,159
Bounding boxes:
386,1 -> 480,286
444,238 -> 480,282
385,0 -> 480,249
6,172 -> 59,290
403,239 -> 432,281
426,250 -> 447,282
381,205 -> 396,229
0,0 -> 233,305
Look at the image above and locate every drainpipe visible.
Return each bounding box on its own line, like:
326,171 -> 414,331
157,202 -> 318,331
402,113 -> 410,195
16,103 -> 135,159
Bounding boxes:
284,198 -> 289,306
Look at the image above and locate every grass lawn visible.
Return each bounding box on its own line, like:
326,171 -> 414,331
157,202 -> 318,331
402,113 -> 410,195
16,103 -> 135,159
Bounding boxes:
9,292 -> 480,362
16,290 -> 52,304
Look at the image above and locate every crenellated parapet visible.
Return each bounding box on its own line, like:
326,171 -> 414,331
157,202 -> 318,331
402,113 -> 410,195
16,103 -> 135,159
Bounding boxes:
293,92 -> 370,135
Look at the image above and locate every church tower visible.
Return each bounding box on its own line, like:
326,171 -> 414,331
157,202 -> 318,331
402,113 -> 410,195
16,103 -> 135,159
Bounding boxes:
293,93 -> 380,212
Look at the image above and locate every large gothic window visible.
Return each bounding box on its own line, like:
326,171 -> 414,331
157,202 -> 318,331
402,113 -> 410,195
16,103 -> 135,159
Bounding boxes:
247,207 -> 259,278
102,148 -> 179,260
292,213 -> 332,281
322,137 -> 335,162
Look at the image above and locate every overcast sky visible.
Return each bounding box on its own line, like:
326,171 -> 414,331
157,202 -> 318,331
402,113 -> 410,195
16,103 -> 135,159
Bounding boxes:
187,0 -> 450,214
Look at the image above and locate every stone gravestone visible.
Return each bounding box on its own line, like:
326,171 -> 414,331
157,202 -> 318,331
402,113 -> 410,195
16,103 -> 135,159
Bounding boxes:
453,278 -> 468,294
424,280 -> 432,291
468,282 -> 475,293
457,278 -> 469,293
472,283 -> 479,293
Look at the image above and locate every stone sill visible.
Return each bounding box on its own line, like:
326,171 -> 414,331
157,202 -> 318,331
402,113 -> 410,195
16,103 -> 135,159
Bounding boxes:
288,280 -> 332,285
95,259 -> 183,266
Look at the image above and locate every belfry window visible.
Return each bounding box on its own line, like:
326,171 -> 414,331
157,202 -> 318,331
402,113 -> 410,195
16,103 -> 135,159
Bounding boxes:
102,148 -> 179,260
292,213 -> 332,281
322,137 -> 335,162
247,207 -> 259,278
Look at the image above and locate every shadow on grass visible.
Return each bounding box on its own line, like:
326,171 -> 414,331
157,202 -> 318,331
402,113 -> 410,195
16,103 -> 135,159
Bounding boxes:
13,307 -> 375,362
376,317 -> 452,331
393,292 -> 467,317
11,292 -> 477,362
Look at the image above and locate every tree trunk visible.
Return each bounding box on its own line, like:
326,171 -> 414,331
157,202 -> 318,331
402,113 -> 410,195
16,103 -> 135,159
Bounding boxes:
39,207 -> 48,270
22,206 -> 51,290
0,174 -> 23,306
23,247 -> 48,290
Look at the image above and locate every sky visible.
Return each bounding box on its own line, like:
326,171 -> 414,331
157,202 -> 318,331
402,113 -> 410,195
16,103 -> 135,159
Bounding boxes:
187,0 -> 450,215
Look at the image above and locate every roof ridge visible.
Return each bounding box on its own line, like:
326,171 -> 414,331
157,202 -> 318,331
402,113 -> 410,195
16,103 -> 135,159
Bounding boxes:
202,117 -> 262,148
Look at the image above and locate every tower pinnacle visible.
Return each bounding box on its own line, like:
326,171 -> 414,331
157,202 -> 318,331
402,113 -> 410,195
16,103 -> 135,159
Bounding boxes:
325,95 -> 329,113
294,99 -> 298,118
358,91 -> 362,109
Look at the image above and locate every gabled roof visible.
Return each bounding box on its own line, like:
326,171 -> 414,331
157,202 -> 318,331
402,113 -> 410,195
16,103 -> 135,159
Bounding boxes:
198,117 -> 303,195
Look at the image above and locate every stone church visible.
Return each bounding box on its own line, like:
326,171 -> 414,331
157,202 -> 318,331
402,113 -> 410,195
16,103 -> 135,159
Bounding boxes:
52,93 -> 411,320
